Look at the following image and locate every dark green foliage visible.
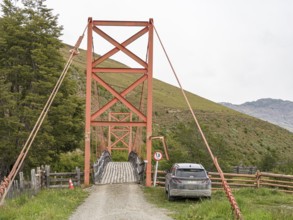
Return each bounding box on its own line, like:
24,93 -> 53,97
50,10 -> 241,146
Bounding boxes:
0,0 -> 84,180
52,149 -> 84,172
258,150 -> 278,172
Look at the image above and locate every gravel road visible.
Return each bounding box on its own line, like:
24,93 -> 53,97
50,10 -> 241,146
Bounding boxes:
69,184 -> 173,220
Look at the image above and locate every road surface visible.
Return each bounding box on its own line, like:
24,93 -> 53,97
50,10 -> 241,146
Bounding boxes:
69,184 -> 173,220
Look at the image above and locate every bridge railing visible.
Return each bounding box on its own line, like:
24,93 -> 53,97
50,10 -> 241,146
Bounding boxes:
128,151 -> 145,183
93,150 -> 112,184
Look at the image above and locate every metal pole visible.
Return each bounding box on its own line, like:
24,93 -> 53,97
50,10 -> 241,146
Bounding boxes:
145,18 -> 154,187
84,17 -> 93,186
153,160 -> 158,187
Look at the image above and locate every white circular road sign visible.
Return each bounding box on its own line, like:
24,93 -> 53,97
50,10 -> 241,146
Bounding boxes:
153,151 -> 163,161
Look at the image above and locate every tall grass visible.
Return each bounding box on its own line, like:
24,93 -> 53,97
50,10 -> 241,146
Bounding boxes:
144,187 -> 293,220
0,188 -> 88,220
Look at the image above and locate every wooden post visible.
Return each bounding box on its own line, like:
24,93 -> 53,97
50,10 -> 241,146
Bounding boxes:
36,167 -> 41,192
45,165 -> 50,188
76,167 -> 81,186
19,172 -> 24,191
256,170 -> 261,188
31,169 -> 36,192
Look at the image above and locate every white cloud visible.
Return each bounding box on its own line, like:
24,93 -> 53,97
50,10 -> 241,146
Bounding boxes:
3,0 -> 292,104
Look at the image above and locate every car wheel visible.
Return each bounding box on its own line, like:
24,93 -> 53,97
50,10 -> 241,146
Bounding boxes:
167,186 -> 174,201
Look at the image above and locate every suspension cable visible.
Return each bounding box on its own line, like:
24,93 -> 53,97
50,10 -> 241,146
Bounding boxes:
0,23 -> 88,205
154,25 -> 243,220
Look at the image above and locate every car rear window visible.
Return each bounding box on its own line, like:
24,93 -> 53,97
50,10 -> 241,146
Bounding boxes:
176,168 -> 207,178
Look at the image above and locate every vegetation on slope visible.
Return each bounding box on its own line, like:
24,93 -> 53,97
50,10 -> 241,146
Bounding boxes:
144,187 -> 293,220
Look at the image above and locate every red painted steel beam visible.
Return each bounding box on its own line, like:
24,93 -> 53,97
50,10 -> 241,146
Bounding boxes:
110,112 -> 132,116
111,115 -> 130,122
93,20 -> 149,26
93,26 -> 147,68
91,121 -> 146,127
92,68 -> 147,73
91,75 -> 147,120
108,148 -> 129,150
145,18 -> 154,187
92,26 -> 149,67
109,132 -> 130,148
92,74 -> 147,121
84,17 -> 93,186
85,18 -> 153,187
111,128 -> 130,131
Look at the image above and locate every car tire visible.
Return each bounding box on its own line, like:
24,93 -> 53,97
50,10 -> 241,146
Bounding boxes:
167,186 -> 174,201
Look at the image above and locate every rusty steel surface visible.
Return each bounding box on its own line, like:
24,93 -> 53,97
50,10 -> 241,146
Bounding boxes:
84,18 -> 154,186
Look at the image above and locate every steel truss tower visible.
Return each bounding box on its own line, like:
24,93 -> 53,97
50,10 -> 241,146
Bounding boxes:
84,18 -> 154,186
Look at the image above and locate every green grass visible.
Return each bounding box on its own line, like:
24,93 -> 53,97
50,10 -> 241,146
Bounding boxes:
0,188 -> 88,220
143,187 -> 293,220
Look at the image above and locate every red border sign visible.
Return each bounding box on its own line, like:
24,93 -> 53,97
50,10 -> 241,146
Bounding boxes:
153,151 -> 163,161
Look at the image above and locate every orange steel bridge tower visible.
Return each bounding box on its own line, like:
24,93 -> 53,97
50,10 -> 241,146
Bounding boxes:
84,18 -> 154,186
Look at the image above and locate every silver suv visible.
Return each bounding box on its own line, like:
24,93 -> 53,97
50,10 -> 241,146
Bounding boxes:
165,163 -> 211,200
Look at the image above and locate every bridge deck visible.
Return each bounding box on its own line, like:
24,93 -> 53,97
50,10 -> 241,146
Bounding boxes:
100,162 -> 138,184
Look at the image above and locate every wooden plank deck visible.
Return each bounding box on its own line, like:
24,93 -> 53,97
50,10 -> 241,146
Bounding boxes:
99,162 -> 138,184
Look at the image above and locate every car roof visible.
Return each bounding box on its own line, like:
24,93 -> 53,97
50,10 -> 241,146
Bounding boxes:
174,163 -> 204,169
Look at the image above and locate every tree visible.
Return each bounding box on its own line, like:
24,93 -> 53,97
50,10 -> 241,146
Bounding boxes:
0,0 -> 84,179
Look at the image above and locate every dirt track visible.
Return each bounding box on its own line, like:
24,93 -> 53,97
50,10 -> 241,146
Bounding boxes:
69,184 -> 173,220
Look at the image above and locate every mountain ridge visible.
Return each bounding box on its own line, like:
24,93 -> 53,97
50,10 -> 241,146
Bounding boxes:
220,98 -> 293,132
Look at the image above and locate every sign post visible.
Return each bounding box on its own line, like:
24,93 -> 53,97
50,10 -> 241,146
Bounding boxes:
153,151 -> 163,187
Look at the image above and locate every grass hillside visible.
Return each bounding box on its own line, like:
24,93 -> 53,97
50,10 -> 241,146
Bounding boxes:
61,44 -> 293,174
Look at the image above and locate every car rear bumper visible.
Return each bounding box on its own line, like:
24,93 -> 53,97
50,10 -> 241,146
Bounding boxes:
170,189 -> 211,198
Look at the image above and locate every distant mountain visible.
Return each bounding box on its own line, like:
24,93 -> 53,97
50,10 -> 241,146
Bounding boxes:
220,98 -> 293,132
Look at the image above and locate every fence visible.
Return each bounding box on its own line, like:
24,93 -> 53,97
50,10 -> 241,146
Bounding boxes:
209,171 -> 293,193
44,165 -> 83,188
6,167 -> 43,200
232,166 -> 257,174
6,165 -> 83,200
153,170 -> 293,193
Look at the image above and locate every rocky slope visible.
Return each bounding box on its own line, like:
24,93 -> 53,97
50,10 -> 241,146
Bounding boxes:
220,98 -> 293,132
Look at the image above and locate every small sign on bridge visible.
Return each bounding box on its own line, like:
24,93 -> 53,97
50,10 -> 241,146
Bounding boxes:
153,151 -> 163,187
153,151 -> 163,161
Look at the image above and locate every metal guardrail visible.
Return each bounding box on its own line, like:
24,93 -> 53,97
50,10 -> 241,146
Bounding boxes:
93,150 -> 112,184
128,151 -> 145,183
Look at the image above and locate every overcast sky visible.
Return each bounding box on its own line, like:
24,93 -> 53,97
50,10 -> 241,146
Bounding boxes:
6,0 -> 293,104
